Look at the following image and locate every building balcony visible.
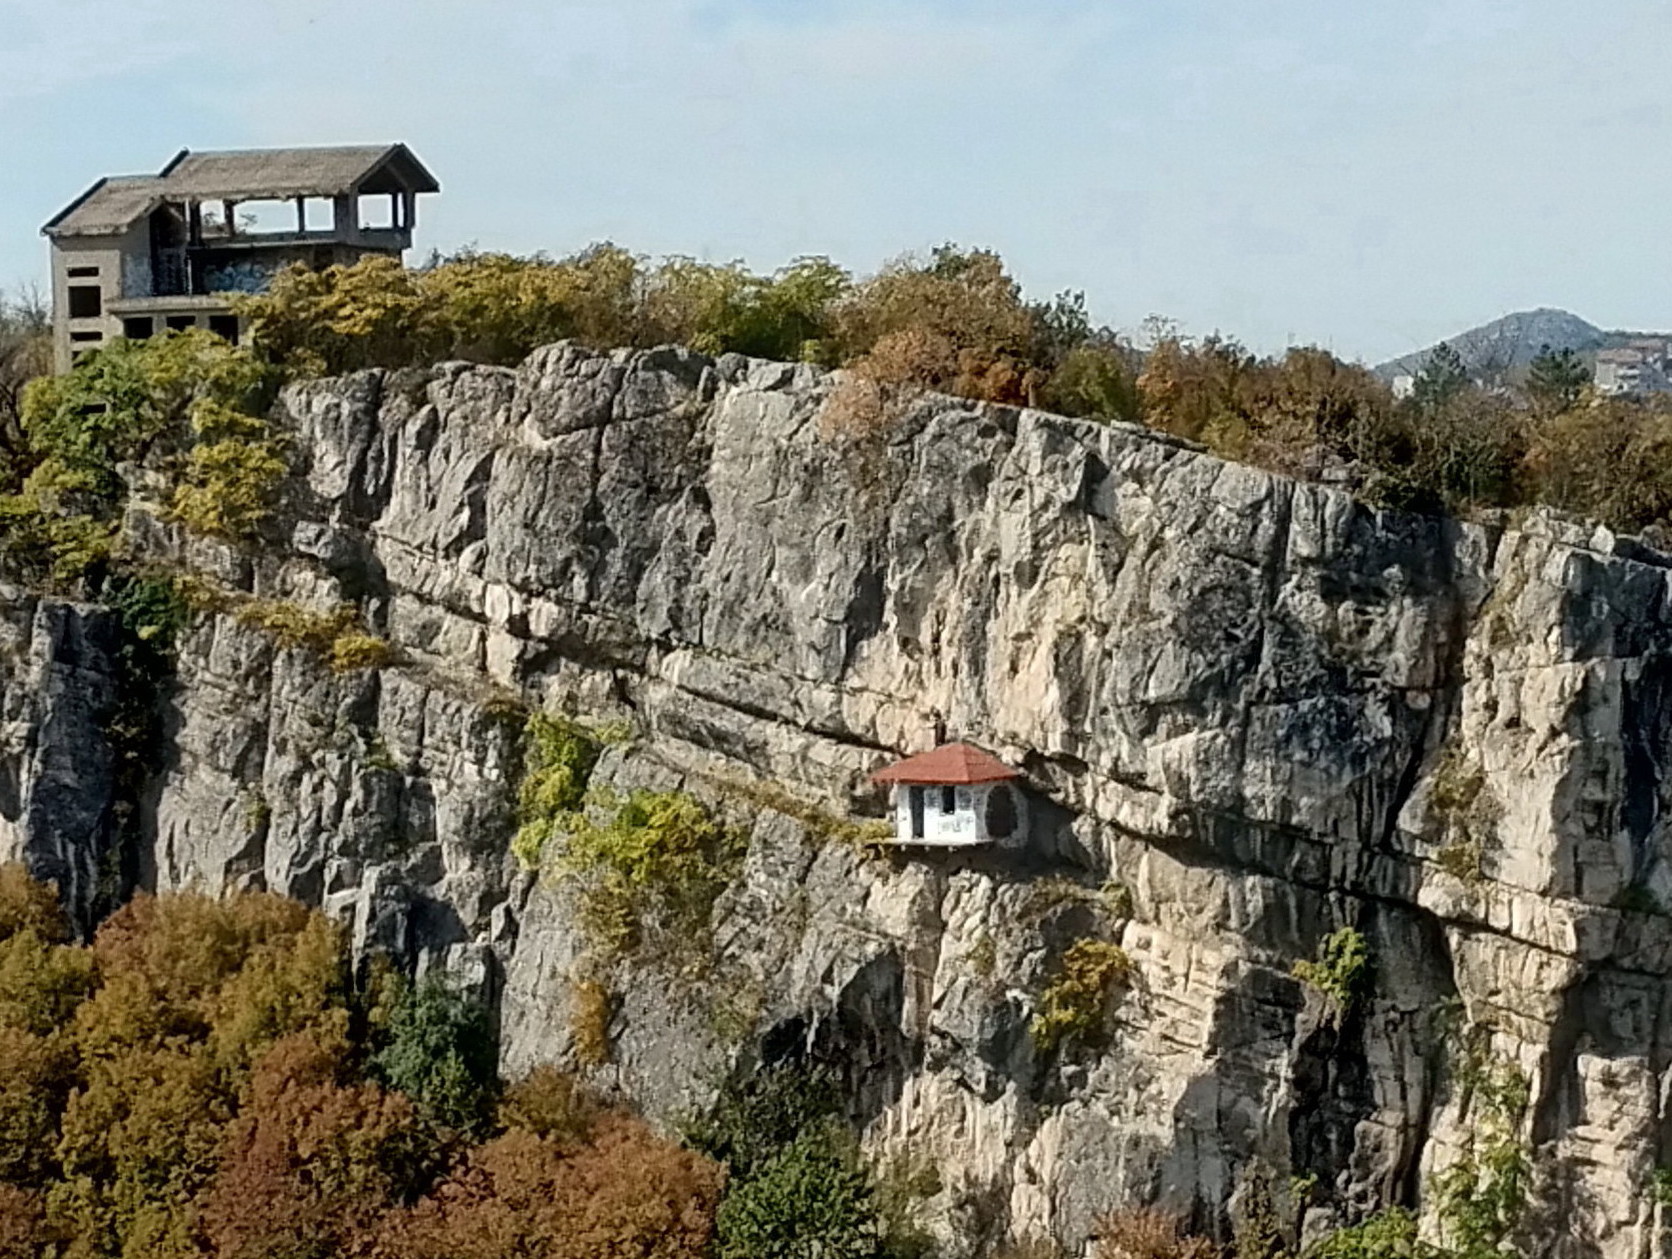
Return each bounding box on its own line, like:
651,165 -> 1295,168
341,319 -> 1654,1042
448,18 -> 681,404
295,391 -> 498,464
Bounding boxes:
108,294 -> 234,315
192,226 -> 412,253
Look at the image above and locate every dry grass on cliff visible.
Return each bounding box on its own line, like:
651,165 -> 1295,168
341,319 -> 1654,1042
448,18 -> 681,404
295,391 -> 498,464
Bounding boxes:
1092,1208 -> 1217,1259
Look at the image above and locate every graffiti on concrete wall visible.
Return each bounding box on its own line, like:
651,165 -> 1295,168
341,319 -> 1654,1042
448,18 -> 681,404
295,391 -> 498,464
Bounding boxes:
202,257 -> 286,295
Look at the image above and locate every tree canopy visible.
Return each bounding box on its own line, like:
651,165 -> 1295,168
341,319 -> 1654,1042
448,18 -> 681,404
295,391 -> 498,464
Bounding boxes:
0,863 -> 722,1259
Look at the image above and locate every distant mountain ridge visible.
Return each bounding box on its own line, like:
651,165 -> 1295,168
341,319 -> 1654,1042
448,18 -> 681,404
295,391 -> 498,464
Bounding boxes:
1375,308 -> 1619,381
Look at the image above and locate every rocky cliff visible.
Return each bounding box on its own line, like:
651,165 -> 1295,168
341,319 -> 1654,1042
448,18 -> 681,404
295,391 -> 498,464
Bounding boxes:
4,342 -> 1672,1257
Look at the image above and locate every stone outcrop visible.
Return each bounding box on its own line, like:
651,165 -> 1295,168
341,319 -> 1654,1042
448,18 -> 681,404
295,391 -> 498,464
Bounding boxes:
5,342 -> 1672,1256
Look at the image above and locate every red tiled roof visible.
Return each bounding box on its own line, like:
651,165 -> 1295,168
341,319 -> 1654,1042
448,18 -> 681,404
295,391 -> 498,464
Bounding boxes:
871,742 -> 1019,785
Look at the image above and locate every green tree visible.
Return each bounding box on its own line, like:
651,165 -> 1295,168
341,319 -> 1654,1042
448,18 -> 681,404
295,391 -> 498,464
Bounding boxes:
1040,340 -> 1142,424
1525,344 -> 1589,413
371,973 -> 499,1132
715,1125 -> 882,1259
686,1065 -> 846,1180
0,288 -> 49,481
645,256 -> 851,362
691,1066 -> 890,1259
1411,343 -> 1469,413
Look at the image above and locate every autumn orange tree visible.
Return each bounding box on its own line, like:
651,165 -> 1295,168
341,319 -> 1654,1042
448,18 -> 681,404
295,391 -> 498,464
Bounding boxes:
380,1114 -> 725,1259
0,863 -> 724,1259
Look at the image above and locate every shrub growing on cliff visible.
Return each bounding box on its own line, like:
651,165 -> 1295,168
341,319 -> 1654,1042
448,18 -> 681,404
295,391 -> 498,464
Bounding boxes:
1030,938 -> 1133,1056
559,788 -> 745,962
227,595 -> 395,671
568,976 -> 614,1067
168,421 -> 287,540
1292,926 -> 1370,1019
1432,1048 -> 1531,1258
1428,749 -> 1499,885
512,711 -> 607,868
4,332 -> 280,586
1304,1207 -> 1421,1258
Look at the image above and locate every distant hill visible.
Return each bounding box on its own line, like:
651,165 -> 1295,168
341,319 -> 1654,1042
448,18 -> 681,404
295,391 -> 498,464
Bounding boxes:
1376,308 -> 1612,382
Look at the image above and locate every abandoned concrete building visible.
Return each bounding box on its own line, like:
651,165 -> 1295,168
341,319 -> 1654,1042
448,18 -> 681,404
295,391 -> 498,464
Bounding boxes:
42,144 -> 439,371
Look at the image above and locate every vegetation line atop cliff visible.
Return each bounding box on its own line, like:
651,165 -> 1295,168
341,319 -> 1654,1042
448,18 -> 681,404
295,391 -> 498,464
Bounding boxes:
228,245 -> 1672,534
5,241 -> 1672,599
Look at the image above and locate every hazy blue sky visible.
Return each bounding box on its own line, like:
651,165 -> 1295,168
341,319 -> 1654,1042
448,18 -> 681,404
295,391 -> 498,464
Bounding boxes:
3,0 -> 1667,363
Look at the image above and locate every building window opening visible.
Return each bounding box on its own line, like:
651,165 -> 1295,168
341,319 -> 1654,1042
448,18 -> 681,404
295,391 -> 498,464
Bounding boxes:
70,331 -> 103,344
358,194 -> 395,230
908,787 -> 925,840
208,315 -> 239,344
224,199 -> 301,235
940,786 -> 957,815
67,285 -> 102,319
165,315 -> 197,333
67,265 -> 99,279
121,317 -> 154,341
303,198 -> 335,232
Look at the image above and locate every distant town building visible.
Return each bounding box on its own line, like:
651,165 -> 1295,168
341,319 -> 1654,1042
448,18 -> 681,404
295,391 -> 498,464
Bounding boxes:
41,145 -> 439,372
1594,343 -> 1672,397
1391,374 -> 1416,400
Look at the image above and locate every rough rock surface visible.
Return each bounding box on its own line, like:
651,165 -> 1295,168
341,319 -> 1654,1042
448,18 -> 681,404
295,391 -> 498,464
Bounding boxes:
5,342 -> 1672,1256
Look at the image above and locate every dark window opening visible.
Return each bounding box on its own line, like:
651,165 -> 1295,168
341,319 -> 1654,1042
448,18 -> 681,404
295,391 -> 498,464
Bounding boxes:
908,786 -> 925,840
165,315 -> 197,332
67,265 -> 99,278
69,331 -> 103,344
122,317 -> 154,341
208,315 -> 240,344
940,786 -> 957,815
984,785 -> 1018,840
149,204 -> 189,297
67,285 -> 102,319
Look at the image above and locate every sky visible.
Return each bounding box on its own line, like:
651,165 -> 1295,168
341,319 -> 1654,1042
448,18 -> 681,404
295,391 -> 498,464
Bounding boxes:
2,0 -> 1668,364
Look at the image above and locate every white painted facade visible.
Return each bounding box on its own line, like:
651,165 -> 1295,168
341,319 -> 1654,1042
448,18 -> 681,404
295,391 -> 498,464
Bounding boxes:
888,781 -> 1026,848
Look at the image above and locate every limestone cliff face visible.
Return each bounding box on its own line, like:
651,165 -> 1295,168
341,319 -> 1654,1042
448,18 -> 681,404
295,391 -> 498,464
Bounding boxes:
4,343 -> 1672,1257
